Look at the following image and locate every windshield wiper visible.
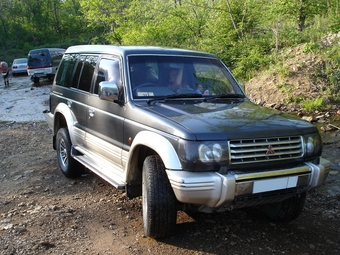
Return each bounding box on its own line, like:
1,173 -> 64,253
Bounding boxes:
204,93 -> 245,101
147,93 -> 202,105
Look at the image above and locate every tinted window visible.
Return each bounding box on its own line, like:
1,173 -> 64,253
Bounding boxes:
78,55 -> 98,92
55,54 -> 78,87
50,50 -> 65,67
71,55 -> 85,89
28,50 -> 51,68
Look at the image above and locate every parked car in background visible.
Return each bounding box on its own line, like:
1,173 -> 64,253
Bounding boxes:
11,58 -> 28,76
27,48 -> 65,83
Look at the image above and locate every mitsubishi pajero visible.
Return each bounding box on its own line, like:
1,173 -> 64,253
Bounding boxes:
47,45 -> 331,238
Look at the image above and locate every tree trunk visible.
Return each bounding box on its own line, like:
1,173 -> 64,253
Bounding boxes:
225,0 -> 241,38
297,0 -> 307,32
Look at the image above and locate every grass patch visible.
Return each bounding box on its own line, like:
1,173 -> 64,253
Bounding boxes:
276,63 -> 291,77
289,95 -> 305,104
275,83 -> 295,93
302,97 -> 324,112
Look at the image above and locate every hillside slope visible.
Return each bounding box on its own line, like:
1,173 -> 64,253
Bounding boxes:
245,33 -> 340,113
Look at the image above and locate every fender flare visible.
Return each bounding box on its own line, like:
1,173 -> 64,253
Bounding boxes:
53,103 -> 78,144
127,130 -> 182,171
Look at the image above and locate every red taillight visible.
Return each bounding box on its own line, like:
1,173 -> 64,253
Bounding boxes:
13,65 -> 18,69
27,64 -> 52,70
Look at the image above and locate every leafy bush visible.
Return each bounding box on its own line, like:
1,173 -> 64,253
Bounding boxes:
302,97 -> 324,112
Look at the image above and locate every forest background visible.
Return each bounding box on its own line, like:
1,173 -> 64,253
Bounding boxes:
0,0 -> 339,110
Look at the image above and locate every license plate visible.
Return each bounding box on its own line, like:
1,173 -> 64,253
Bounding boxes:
253,176 -> 298,194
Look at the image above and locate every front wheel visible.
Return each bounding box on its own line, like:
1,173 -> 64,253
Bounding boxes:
142,155 -> 177,238
56,128 -> 84,178
263,192 -> 306,222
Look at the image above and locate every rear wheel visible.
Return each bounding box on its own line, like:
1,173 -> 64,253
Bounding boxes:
56,128 -> 84,178
263,192 -> 306,222
142,155 -> 177,238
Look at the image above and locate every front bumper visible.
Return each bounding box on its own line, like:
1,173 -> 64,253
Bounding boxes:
166,158 -> 331,210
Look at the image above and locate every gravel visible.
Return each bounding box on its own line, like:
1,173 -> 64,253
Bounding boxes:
0,75 -> 50,123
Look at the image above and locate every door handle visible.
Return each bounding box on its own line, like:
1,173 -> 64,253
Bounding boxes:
88,109 -> 95,118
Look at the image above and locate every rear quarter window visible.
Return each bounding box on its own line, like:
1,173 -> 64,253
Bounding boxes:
50,50 -> 65,67
55,54 -> 78,87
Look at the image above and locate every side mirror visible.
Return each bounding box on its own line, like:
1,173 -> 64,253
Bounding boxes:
98,81 -> 119,102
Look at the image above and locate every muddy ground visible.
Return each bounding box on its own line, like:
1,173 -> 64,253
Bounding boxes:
0,75 -> 339,255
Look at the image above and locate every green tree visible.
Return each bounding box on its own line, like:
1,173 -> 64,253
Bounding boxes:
79,0 -> 130,44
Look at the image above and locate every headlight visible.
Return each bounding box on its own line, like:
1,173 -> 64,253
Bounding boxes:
198,143 -> 223,163
178,140 -> 229,171
198,144 -> 212,163
304,133 -> 322,157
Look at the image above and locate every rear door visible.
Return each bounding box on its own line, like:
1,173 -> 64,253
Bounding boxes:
53,53 -> 98,147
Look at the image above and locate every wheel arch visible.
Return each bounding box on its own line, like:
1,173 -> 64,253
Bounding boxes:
52,103 -> 78,149
125,131 -> 182,198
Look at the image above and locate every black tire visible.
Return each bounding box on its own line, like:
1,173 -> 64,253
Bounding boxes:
56,128 -> 84,178
142,155 -> 177,239
263,192 -> 306,222
33,77 -> 39,83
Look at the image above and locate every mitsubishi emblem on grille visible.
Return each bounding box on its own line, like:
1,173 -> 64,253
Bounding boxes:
266,145 -> 275,154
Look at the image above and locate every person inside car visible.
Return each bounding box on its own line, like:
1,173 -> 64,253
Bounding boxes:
167,68 -> 190,92
196,84 -> 210,95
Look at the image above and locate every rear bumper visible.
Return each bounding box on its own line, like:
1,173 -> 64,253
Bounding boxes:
166,158 -> 331,209
27,67 -> 53,77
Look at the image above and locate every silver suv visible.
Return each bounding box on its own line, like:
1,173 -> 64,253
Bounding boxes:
47,45 -> 330,238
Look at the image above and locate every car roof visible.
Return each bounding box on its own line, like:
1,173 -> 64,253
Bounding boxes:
64,45 -> 217,58
13,58 -> 28,61
29,48 -> 65,53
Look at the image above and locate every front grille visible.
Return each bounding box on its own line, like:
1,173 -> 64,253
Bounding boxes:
229,136 -> 303,165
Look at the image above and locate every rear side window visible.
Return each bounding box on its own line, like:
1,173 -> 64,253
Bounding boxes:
71,55 -> 86,89
28,50 -> 51,68
78,55 -> 98,92
55,54 -> 78,87
50,50 -> 64,67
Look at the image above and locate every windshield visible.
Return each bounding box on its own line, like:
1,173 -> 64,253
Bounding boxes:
128,55 -> 244,99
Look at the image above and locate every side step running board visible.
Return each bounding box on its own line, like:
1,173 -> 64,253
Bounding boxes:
72,146 -> 126,189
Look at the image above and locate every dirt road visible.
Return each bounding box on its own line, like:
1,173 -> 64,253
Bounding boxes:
0,76 -> 339,254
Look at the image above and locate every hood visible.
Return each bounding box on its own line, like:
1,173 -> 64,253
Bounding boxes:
142,100 -> 317,140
